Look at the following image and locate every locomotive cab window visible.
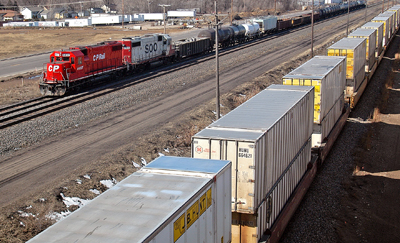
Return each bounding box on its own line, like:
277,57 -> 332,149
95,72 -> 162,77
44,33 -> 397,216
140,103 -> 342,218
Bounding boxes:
132,42 -> 140,47
51,57 -> 54,63
62,57 -> 69,61
56,57 -> 62,61
71,57 -> 75,64
158,36 -> 163,42
78,57 -> 82,65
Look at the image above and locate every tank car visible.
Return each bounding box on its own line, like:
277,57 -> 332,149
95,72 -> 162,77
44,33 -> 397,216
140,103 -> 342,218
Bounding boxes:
198,28 -> 232,47
241,23 -> 260,39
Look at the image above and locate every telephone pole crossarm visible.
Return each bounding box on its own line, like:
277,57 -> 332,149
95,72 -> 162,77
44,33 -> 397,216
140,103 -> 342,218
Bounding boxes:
158,4 -> 170,34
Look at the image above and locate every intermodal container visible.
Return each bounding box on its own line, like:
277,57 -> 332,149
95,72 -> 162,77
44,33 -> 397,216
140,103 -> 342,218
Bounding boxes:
252,16 -> 277,33
191,84 -> 314,215
28,156 -> 232,243
348,28 -> 377,71
378,12 -> 395,38
387,7 -> 400,28
327,38 -> 366,95
361,22 -> 383,56
232,139 -> 311,243
282,56 -> 346,147
372,16 -> 390,46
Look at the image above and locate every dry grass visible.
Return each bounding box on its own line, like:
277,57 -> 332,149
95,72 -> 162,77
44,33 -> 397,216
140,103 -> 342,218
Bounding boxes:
0,77 -> 41,106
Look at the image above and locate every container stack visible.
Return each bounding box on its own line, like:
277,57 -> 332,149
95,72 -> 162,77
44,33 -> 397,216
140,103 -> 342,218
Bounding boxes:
283,56 -> 346,148
327,38 -> 366,97
361,22 -> 384,57
372,16 -> 390,46
377,12 -> 395,37
191,84 -> 314,243
28,156 -> 232,243
348,28 -> 377,72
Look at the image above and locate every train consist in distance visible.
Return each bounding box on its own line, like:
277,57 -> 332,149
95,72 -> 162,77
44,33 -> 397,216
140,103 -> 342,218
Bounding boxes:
39,1 -> 366,96
29,4 -> 400,243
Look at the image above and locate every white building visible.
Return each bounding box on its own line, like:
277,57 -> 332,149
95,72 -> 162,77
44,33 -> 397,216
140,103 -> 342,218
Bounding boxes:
21,7 -> 43,20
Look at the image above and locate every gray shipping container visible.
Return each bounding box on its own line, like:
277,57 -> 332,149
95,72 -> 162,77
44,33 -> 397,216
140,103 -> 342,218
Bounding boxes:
232,139 -> 311,243
28,157 -> 232,243
372,16 -> 390,46
379,12 -> 395,37
192,84 -> 314,214
361,22 -> 384,56
327,38 -> 366,95
283,56 -> 346,147
348,28 -> 377,71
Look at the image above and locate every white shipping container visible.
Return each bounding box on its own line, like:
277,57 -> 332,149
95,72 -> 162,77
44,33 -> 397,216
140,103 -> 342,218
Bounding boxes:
378,12 -> 395,37
252,16 -> 277,33
372,16 -> 390,46
141,13 -> 164,20
65,18 -> 92,27
37,21 -> 58,27
283,56 -> 346,147
361,22 -> 383,56
132,14 -> 145,22
232,139 -> 311,243
327,38 -> 366,95
90,15 -> 122,25
348,28 -> 377,71
192,84 -> 314,214
168,10 -> 196,17
387,7 -> 400,28
28,156 -> 232,243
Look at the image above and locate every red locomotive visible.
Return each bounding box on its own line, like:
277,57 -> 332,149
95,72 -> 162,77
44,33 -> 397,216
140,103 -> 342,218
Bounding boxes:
40,33 -> 175,96
40,41 -> 124,96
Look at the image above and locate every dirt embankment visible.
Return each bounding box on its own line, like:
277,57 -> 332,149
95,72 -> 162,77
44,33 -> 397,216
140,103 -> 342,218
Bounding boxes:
335,42 -> 400,242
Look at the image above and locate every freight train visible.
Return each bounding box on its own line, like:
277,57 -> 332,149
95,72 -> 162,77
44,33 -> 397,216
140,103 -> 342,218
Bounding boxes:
39,1 -> 366,96
29,4 -> 400,243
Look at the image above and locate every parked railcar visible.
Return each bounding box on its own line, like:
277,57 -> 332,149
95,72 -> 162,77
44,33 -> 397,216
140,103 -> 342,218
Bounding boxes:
174,38 -> 212,58
28,156 -> 232,243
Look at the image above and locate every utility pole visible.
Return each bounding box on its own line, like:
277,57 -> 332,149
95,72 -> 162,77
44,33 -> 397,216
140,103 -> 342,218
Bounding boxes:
148,0 -> 151,13
275,0 -> 277,15
382,0 -> 384,13
346,0 -> 350,35
122,0 -> 124,29
210,1 -> 228,120
365,0 -> 367,22
159,4 -> 170,34
311,0 -> 314,58
230,0 -> 233,25
215,0 -> 220,120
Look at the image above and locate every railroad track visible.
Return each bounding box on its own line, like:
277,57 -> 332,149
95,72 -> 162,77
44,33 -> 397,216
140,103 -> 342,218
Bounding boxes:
0,6 -> 374,130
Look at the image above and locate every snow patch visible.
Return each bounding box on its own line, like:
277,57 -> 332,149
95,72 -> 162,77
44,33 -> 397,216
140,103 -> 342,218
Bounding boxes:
60,193 -> 90,208
100,178 -> 117,188
89,189 -> 101,195
83,174 -> 91,179
46,211 -> 71,222
141,158 -> 147,166
132,161 -> 141,168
